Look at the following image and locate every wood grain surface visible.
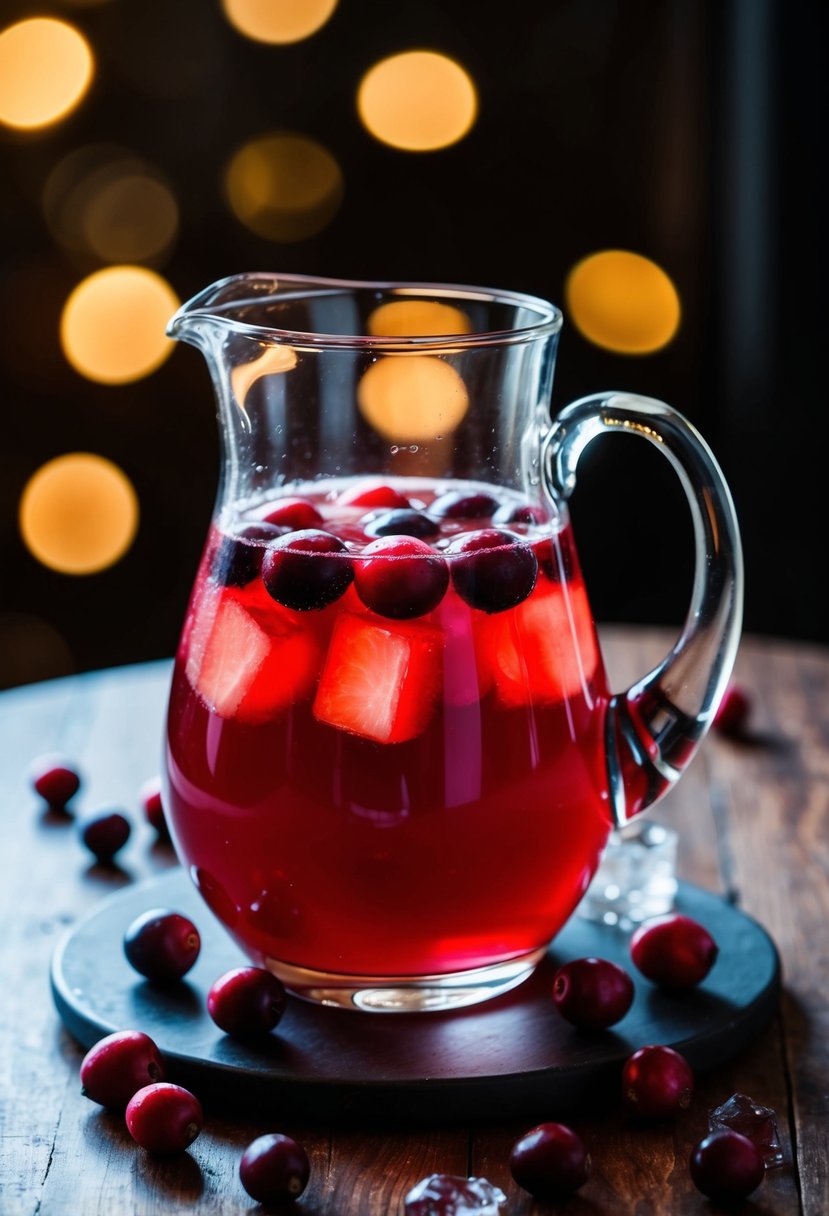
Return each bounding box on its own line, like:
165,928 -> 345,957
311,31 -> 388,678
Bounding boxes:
1,628 -> 827,1215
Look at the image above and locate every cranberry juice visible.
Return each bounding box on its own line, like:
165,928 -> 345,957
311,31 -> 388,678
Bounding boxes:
165,479 -> 613,978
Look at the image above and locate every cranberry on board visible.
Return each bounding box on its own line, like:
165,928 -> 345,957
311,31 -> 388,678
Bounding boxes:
261,529 -> 353,610
689,1129 -> 765,1201
509,1122 -> 591,1198
78,809 -> 131,863
240,1133 -> 310,1204
353,535 -> 449,619
447,528 -> 538,613
622,1044 -> 694,1117
123,908 -> 201,982
630,914 -> 719,987
30,757 -> 81,808
713,682 -> 752,735
551,957 -> 635,1030
207,967 -> 287,1037
80,1030 -> 165,1110
138,776 -> 169,839
125,1083 -> 203,1154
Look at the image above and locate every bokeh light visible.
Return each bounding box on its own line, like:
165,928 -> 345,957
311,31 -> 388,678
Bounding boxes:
368,299 -> 473,337
231,343 -> 298,406
19,454 -> 139,575
221,0 -> 338,44
565,250 -> 681,354
0,18 -> 93,131
358,357 -> 469,442
60,266 -> 179,384
225,132 -> 344,241
357,51 -> 478,151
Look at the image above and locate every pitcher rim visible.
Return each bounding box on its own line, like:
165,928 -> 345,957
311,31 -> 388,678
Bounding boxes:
167,271 -> 563,350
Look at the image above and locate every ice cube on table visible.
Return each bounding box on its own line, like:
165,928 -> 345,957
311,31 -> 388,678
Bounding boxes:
576,819 -> 678,929
708,1093 -> 784,1167
404,1173 -> 507,1215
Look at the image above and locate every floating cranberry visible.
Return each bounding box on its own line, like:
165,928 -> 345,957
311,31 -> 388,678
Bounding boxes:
31,758 -> 81,808
492,501 -> 548,527
429,490 -> 500,520
80,1030 -> 165,1110
139,776 -> 169,840
210,522 -> 287,587
354,536 -> 449,619
552,956 -> 635,1030
622,1044 -> 694,1117
630,914 -> 719,988
714,682 -> 752,735
447,528 -> 538,613
207,967 -> 287,1037
125,1083 -> 203,1154
79,810 -> 131,863
262,496 -> 323,530
509,1122 -> 591,1199
261,529 -> 353,610
362,508 -> 438,540
124,908 -> 201,982
240,1133 -> 310,1204
689,1129 -> 765,1201
338,481 -> 411,509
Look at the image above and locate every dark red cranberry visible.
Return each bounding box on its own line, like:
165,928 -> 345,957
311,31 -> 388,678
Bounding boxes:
240,1133 -> 310,1204
552,956 -> 635,1030
447,528 -> 538,613
125,1082 -> 203,1154
338,481 -> 411,509
362,508 -> 438,540
207,967 -> 287,1037
714,682 -> 752,735
509,1122 -> 591,1199
79,809 -> 131,863
429,490 -> 500,520
492,501 -> 548,527
80,1030 -> 165,1110
31,758 -> 81,808
622,1044 -> 694,1117
630,913 -> 719,988
689,1129 -> 765,1201
354,536 -> 449,619
139,776 -> 169,840
262,496 -> 323,530
210,522 -> 287,587
261,529 -> 353,610
124,908 -> 201,982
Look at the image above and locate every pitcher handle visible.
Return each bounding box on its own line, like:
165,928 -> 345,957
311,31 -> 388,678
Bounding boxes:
542,392 -> 744,826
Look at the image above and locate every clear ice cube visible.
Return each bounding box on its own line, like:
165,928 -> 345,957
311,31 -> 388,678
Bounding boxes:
577,819 -> 679,929
708,1093 -> 784,1167
404,1173 -> 507,1215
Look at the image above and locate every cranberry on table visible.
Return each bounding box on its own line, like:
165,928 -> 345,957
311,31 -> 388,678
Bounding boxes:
80,1030 -> 165,1110
262,496 -> 323,530
240,1133 -> 310,1204
509,1121 -> 591,1199
79,810 -> 131,863
207,967 -> 287,1037
261,528 -> 353,610
429,489 -> 500,520
447,528 -> 538,613
31,757 -> 81,808
210,521 -> 288,587
139,776 -> 169,840
689,1129 -> 765,1201
354,536 -> 449,619
714,682 -> 752,735
124,908 -> 201,982
125,1082 -> 203,1154
630,913 -> 719,988
362,508 -> 439,540
622,1044 -> 694,1118
552,956 -> 635,1030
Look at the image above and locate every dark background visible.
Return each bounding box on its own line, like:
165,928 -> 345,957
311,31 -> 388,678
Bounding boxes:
1,0 -> 826,690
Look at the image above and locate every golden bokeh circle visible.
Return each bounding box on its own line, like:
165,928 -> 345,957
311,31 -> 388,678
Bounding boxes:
358,356 -> 469,442
221,0 -> 338,44
357,51 -> 478,152
19,453 -> 139,575
565,250 -> 681,354
225,132 -> 344,241
0,18 -> 93,130
368,299 -> 473,338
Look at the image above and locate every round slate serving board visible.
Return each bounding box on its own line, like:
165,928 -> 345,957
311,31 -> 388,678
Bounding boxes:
51,870 -> 780,1125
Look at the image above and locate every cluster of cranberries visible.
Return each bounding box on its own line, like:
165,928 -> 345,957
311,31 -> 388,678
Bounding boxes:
212,483 -> 556,620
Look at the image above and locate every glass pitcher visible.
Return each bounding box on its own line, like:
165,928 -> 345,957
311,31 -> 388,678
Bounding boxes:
163,273 -> 742,1013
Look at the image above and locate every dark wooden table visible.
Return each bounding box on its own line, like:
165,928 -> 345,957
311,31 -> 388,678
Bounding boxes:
1,628 -> 827,1215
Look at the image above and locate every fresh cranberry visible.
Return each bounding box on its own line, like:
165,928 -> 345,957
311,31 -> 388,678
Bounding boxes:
80,1030 -> 165,1110
31,758 -> 81,808
210,522 -> 287,587
354,536 -> 449,619
79,810 -> 131,863
262,496 -> 323,530
139,776 -> 169,840
261,529 -> 353,610
492,501 -> 548,527
338,481 -> 411,509
630,914 -> 719,988
207,967 -> 287,1037
509,1122 -> 591,1198
714,682 -> 752,735
362,508 -> 439,540
447,528 -> 538,613
689,1129 -> 765,1201
429,490 -> 500,520
124,908 -> 201,982
552,956 -> 635,1030
622,1044 -> 694,1117
125,1083 -> 203,1154
240,1133 -> 310,1204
